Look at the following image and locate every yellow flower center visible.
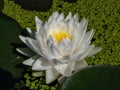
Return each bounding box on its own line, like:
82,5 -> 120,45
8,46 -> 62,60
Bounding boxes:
53,31 -> 72,42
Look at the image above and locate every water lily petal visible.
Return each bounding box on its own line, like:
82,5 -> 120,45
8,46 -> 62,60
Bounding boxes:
19,35 -> 40,53
54,64 -> 68,75
19,35 -> 27,44
26,37 -> 42,55
32,71 -> 45,77
72,29 -> 94,55
80,45 -> 95,60
26,27 -> 35,38
54,62 -> 74,76
50,44 -> 62,57
67,45 -> 93,62
74,59 -> 88,70
23,55 -> 39,66
67,19 -> 88,55
88,47 -> 102,57
77,29 -> 94,49
32,57 -> 51,70
73,13 -> 78,22
16,48 -> 34,57
72,29 -> 94,54
65,12 -> 72,22
46,68 -> 59,84
35,16 -> 43,32
48,11 -> 59,23
74,19 -> 88,49
57,13 -> 64,22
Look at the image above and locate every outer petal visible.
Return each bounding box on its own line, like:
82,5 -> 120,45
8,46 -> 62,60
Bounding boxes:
46,68 -> 59,84
32,57 -> 51,70
32,71 -> 45,77
16,48 -> 34,57
26,27 -> 35,38
73,13 -> 78,22
74,59 -> 88,71
19,35 -> 42,55
79,45 -> 95,60
35,16 -> 43,32
71,30 -> 94,56
48,11 -> 59,23
54,62 -> 74,76
75,29 -> 94,51
56,13 -> 64,22
23,55 -> 39,66
88,47 -> 102,57
70,19 -> 88,54
65,12 -> 72,22
72,45 -> 95,61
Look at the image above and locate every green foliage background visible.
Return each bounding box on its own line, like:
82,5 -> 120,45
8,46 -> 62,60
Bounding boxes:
2,0 -> 120,66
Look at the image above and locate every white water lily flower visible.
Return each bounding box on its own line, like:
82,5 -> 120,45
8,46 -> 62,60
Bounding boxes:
17,11 -> 102,84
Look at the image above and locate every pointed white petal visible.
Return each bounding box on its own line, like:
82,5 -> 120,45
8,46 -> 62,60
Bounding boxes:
36,35 -> 55,59
46,68 -> 59,84
48,12 -> 59,23
54,62 -> 74,76
26,27 -> 35,38
49,35 -> 58,45
74,59 -> 88,70
57,13 -> 64,22
58,39 -> 66,50
35,33 -> 45,49
19,35 -> 38,53
74,19 -> 88,47
54,64 -> 68,76
69,45 -> 94,62
23,55 -> 39,66
88,47 -> 102,57
26,37 -> 42,55
85,29 -> 94,42
52,11 -> 59,19
35,16 -> 43,32
77,29 -> 94,49
16,48 -> 34,57
73,13 -> 78,22
50,44 -> 61,57
32,71 -> 45,77
26,27 -> 32,33
65,12 -> 72,21
32,57 -> 51,70
48,16 -> 54,23
59,20 -> 68,31
80,45 -> 95,60
19,35 -> 27,44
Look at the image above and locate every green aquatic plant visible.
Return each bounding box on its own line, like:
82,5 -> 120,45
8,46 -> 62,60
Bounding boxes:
13,72 -> 59,90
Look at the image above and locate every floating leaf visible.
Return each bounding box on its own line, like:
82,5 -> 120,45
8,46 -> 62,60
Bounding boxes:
0,1 -> 24,78
61,65 -> 120,90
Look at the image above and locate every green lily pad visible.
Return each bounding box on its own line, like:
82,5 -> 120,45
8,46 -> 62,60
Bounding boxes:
0,0 -> 3,12
0,0 -> 24,78
61,65 -> 120,90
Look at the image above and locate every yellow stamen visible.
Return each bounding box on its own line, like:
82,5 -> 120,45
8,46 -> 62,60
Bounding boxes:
53,31 -> 72,42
